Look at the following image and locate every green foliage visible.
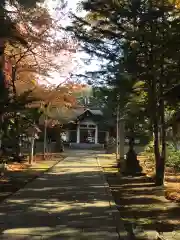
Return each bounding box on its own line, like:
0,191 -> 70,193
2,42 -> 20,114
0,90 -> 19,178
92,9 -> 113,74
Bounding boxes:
166,143 -> 180,170
67,0 -> 180,184
144,141 -> 180,170
68,0 -> 180,112
143,140 -> 155,162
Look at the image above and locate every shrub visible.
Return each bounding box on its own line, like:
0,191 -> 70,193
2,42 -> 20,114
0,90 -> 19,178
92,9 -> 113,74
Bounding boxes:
166,143 -> 180,171
144,141 -> 180,171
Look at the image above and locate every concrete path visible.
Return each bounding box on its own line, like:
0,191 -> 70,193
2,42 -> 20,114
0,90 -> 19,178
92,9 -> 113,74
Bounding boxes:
0,151 -> 122,240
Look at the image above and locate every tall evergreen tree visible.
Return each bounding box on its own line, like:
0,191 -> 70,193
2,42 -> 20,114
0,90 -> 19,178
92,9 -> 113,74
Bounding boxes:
67,0 -> 180,185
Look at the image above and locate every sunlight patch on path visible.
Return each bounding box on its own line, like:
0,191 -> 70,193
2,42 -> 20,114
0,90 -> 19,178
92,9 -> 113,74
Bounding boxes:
0,151 -> 121,239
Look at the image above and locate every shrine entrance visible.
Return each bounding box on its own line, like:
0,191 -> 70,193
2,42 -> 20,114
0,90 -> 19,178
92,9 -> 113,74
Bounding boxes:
79,125 -> 96,144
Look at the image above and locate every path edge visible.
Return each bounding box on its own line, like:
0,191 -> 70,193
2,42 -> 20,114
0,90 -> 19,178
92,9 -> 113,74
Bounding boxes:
1,157 -> 64,205
96,155 -> 130,240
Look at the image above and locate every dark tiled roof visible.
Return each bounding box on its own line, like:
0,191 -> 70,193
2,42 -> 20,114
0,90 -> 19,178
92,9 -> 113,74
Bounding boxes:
89,109 -> 103,116
47,107 -> 103,123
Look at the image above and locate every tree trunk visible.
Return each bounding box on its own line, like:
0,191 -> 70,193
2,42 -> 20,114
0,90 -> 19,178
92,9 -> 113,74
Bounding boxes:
156,68 -> 166,186
0,1 -> 5,53
151,81 -> 162,185
116,104 -> 119,159
155,2 -> 166,186
12,67 -> 21,160
0,0 -> 7,155
14,116 -> 20,158
55,126 -> 64,152
153,118 -> 162,185
147,0 -> 164,185
29,136 -> 34,164
43,116 -> 47,159
0,1 -> 5,20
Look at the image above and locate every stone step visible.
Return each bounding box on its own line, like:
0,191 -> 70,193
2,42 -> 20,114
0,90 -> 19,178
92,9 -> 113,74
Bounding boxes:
69,143 -> 104,149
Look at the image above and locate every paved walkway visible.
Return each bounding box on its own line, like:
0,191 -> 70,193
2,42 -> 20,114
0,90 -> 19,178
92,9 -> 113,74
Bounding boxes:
0,151 -> 123,240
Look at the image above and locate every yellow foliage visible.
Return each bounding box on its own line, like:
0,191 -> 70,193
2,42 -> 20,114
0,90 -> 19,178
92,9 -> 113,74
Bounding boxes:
169,0 -> 180,8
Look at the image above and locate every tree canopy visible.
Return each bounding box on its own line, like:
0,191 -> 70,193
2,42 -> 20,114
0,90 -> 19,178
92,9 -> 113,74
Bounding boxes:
0,0 -> 81,160
67,0 -> 180,185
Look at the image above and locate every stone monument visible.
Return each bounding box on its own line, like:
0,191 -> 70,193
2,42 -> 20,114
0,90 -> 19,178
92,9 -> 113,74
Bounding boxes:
125,138 -> 142,175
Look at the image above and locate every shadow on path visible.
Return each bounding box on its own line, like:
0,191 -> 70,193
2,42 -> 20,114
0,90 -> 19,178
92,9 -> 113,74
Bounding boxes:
0,152 -> 120,240
104,170 -> 180,239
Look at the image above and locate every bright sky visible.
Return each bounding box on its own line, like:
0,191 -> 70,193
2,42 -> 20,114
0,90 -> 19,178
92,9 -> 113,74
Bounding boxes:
44,0 -> 101,85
